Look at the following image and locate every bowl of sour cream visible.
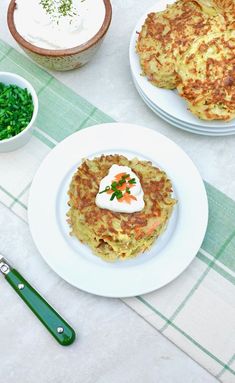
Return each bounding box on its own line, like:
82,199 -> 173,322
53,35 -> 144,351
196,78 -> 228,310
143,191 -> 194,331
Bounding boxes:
7,0 -> 112,71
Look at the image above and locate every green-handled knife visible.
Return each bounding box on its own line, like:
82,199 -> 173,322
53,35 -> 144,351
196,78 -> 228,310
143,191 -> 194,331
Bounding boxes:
0,255 -> 76,346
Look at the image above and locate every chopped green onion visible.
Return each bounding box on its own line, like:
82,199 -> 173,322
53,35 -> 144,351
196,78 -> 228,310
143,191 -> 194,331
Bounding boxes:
99,186 -> 110,194
116,190 -> 123,199
111,181 -> 118,189
110,190 -> 123,201
39,0 -> 78,21
129,178 -> 136,184
98,173 -> 136,202
0,83 -> 34,141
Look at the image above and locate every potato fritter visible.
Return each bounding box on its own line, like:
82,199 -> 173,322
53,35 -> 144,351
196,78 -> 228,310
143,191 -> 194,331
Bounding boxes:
67,155 -> 176,262
195,0 -> 235,28
136,0 -> 225,89
177,30 -> 235,120
213,0 -> 235,28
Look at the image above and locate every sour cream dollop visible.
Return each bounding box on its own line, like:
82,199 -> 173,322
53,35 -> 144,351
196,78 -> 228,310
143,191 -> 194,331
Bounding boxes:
14,0 -> 106,50
96,165 -> 145,213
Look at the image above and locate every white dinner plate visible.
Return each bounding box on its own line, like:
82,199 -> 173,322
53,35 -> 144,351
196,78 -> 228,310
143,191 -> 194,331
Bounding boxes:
28,123 -> 208,297
142,96 -> 235,136
133,79 -> 235,136
133,75 -> 235,135
129,0 -> 235,131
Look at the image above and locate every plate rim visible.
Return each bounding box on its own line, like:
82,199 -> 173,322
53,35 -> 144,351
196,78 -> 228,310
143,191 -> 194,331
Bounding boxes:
134,79 -> 235,136
133,74 -> 235,133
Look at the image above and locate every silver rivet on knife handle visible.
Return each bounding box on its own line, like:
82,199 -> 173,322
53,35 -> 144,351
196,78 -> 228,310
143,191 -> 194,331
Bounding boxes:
0,257 -> 11,275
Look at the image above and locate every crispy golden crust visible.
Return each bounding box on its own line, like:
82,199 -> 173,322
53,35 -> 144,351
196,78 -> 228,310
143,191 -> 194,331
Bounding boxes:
67,155 -> 176,262
177,31 -> 235,120
195,0 -> 235,28
214,0 -> 235,28
136,0 -> 225,89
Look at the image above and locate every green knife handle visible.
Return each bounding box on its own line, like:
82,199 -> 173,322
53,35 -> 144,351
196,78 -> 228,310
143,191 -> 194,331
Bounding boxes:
5,269 -> 76,346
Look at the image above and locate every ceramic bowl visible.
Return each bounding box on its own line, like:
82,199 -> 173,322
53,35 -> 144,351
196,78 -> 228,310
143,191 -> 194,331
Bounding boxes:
7,0 -> 112,71
0,72 -> 38,153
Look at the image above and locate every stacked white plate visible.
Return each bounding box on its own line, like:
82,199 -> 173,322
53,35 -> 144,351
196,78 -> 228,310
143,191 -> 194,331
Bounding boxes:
129,0 -> 235,136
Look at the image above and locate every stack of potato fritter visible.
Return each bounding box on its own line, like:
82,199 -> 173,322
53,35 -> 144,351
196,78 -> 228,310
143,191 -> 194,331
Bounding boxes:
137,0 -> 235,121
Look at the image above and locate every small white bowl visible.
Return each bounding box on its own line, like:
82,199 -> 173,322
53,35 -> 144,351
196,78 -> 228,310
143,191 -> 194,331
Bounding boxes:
0,72 -> 38,153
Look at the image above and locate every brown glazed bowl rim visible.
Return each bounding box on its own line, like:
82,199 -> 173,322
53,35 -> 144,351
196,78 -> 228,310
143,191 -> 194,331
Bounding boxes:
7,0 -> 112,57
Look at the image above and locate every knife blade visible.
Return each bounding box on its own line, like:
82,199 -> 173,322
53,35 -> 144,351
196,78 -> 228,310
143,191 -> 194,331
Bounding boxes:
0,254 -> 76,346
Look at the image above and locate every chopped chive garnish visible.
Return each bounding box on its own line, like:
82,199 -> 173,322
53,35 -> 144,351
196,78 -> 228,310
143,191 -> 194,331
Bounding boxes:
98,173 -> 137,202
0,83 -> 34,141
99,186 -> 110,194
39,0 -> 78,21
111,181 -> 118,188
110,192 -> 116,201
119,178 -> 127,186
110,190 -> 123,201
116,190 -> 123,199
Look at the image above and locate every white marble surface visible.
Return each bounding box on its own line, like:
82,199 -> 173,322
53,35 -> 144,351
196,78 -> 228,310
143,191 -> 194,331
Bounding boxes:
0,0 -> 234,382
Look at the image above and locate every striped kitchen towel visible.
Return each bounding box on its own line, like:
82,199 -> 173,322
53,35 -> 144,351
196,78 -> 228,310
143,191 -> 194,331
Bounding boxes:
0,39 -> 234,382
